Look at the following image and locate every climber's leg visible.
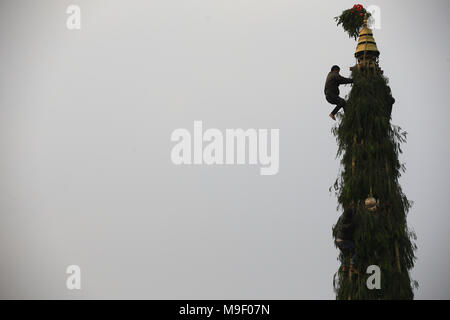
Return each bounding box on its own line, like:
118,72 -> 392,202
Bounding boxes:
349,254 -> 358,275
330,97 -> 346,116
342,240 -> 356,263
337,239 -> 357,270
337,240 -> 351,272
342,241 -> 359,274
326,95 -> 347,118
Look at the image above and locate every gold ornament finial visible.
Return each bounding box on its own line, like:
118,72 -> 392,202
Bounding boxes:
354,13 -> 380,67
362,14 -> 368,27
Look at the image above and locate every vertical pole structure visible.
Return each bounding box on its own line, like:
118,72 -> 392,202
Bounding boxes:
333,14 -> 416,300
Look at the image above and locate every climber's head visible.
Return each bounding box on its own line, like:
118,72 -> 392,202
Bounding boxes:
331,65 -> 340,73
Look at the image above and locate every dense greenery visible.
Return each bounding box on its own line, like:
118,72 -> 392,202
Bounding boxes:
331,68 -> 417,299
335,4 -> 372,40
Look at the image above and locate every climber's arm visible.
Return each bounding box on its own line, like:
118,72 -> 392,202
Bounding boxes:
338,75 -> 353,85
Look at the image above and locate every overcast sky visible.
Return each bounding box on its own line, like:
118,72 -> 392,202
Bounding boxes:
0,0 -> 449,299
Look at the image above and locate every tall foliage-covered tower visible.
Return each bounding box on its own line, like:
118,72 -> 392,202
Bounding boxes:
332,8 -> 417,299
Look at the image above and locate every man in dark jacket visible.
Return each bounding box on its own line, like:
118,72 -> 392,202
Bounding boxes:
335,207 -> 358,273
324,65 -> 353,120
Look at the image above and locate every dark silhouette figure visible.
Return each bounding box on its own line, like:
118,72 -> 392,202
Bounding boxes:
324,65 -> 353,120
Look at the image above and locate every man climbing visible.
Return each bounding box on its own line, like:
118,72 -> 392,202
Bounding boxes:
335,207 -> 358,274
324,65 -> 353,120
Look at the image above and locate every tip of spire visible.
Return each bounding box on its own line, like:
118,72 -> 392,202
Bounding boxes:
354,12 -> 380,69
362,13 -> 368,27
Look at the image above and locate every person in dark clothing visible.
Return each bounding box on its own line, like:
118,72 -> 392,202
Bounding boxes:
335,207 -> 358,273
324,65 -> 353,120
386,85 -> 395,118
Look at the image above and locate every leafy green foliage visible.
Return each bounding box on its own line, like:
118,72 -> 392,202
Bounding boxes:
331,68 -> 417,299
335,4 -> 371,40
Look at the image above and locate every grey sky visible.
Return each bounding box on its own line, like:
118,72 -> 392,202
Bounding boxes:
0,0 -> 449,299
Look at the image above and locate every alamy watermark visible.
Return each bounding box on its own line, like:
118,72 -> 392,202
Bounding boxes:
367,5 -> 381,30
66,265 -> 81,290
366,265 -> 381,289
66,5 -> 81,30
170,121 -> 279,175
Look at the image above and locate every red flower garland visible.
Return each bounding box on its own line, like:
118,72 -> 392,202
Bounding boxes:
353,4 -> 363,11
